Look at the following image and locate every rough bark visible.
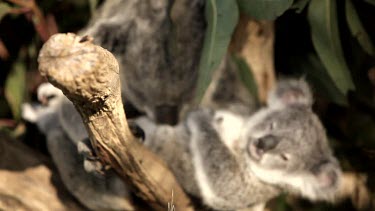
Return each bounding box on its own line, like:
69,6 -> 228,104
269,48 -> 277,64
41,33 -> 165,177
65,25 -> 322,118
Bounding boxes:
38,33 -> 193,211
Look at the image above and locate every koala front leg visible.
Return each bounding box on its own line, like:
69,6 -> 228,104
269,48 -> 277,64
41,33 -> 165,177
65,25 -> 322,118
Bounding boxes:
78,121 -> 145,175
46,128 -> 134,210
187,109 -> 252,210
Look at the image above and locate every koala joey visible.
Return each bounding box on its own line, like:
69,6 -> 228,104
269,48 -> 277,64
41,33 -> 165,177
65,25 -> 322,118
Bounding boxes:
80,0 -> 205,124
22,83 -> 135,210
136,79 -> 341,210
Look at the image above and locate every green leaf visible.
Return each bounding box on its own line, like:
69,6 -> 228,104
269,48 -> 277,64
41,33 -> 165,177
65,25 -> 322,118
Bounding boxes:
4,62 -> 26,120
195,0 -> 239,102
345,0 -> 374,56
0,3 -> 11,20
232,55 -> 259,103
299,53 -> 347,105
308,0 -> 355,94
237,0 -> 293,20
291,0 -> 311,13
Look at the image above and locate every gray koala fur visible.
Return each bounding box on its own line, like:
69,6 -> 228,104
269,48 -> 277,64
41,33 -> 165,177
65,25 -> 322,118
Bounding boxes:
22,83 -> 134,210
136,79 -> 341,210
80,0 -> 206,124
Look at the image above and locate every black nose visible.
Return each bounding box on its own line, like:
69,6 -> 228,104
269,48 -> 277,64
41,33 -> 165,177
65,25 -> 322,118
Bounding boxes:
255,135 -> 279,151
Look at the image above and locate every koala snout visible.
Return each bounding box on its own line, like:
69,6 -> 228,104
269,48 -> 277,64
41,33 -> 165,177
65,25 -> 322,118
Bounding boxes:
248,135 -> 279,161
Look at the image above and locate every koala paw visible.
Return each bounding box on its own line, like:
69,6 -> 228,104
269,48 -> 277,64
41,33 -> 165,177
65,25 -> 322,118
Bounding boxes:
77,138 -> 107,176
21,103 -> 38,122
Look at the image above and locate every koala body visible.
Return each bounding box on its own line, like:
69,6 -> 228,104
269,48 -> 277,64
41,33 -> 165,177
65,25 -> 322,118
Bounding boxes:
22,83 -> 134,211
137,79 -> 341,210
80,0 -> 205,124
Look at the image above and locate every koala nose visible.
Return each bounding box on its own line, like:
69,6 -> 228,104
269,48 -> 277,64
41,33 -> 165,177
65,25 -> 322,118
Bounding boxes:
255,135 -> 279,151
248,135 -> 279,161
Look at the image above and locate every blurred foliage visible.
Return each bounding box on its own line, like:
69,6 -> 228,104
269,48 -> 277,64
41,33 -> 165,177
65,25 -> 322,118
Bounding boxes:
237,0 -> 293,20
195,0 -> 238,102
232,55 -> 260,104
308,0 -> 355,94
0,2 -> 11,20
4,60 -> 25,120
0,0 -> 94,133
0,0 -> 374,210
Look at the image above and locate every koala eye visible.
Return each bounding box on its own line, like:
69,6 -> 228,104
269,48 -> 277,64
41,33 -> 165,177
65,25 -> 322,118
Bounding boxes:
255,135 -> 279,151
46,94 -> 57,101
280,153 -> 290,161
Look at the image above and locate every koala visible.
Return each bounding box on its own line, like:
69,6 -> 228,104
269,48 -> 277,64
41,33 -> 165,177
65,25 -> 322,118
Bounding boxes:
80,0 -> 206,124
22,83 -> 135,211
136,79 -> 341,210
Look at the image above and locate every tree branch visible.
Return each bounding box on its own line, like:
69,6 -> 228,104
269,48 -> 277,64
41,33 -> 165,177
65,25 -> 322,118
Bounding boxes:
38,33 -> 193,211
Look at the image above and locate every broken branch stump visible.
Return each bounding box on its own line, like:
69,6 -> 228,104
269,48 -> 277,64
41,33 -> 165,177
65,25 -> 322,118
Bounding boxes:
38,33 -> 193,211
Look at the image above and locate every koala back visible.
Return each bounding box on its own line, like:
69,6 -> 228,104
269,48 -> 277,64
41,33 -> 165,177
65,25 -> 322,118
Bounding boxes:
81,0 -> 205,124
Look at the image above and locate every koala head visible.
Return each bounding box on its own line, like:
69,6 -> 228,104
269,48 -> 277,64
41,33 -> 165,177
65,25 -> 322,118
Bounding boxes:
240,79 -> 341,201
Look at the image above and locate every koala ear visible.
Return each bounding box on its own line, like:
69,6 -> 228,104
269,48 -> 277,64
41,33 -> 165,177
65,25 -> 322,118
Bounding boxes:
267,78 -> 313,108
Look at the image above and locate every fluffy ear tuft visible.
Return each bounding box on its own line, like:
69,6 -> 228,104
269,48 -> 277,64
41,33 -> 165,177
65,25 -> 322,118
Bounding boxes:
267,78 -> 313,108
314,162 -> 341,189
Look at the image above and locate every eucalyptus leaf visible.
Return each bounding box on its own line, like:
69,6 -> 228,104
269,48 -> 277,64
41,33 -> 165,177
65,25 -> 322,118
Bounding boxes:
300,54 -> 347,105
195,0 -> 239,102
0,3 -> 11,20
237,0 -> 293,20
4,62 -> 26,120
308,0 -> 355,94
232,55 -> 259,103
345,0 -> 374,56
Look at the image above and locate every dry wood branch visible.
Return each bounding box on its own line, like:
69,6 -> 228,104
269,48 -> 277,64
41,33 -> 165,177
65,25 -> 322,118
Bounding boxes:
37,33 -> 193,211
230,14 -> 276,103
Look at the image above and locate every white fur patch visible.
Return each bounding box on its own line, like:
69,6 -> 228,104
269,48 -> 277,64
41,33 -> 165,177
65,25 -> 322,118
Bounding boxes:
213,110 -> 245,152
249,162 -> 337,201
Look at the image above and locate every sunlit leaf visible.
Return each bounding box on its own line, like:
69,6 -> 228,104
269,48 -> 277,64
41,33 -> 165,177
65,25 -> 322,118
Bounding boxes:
308,0 -> 355,94
345,0 -> 374,56
0,3 -> 11,20
237,0 -> 293,20
298,53 -> 347,105
232,55 -> 259,103
195,0 -> 239,102
4,62 -> 26,120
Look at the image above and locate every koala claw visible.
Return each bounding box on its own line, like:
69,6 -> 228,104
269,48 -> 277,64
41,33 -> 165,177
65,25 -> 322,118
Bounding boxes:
83,159 -> 105,178
77,138 -> 107,176
77,138 -> 96,158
